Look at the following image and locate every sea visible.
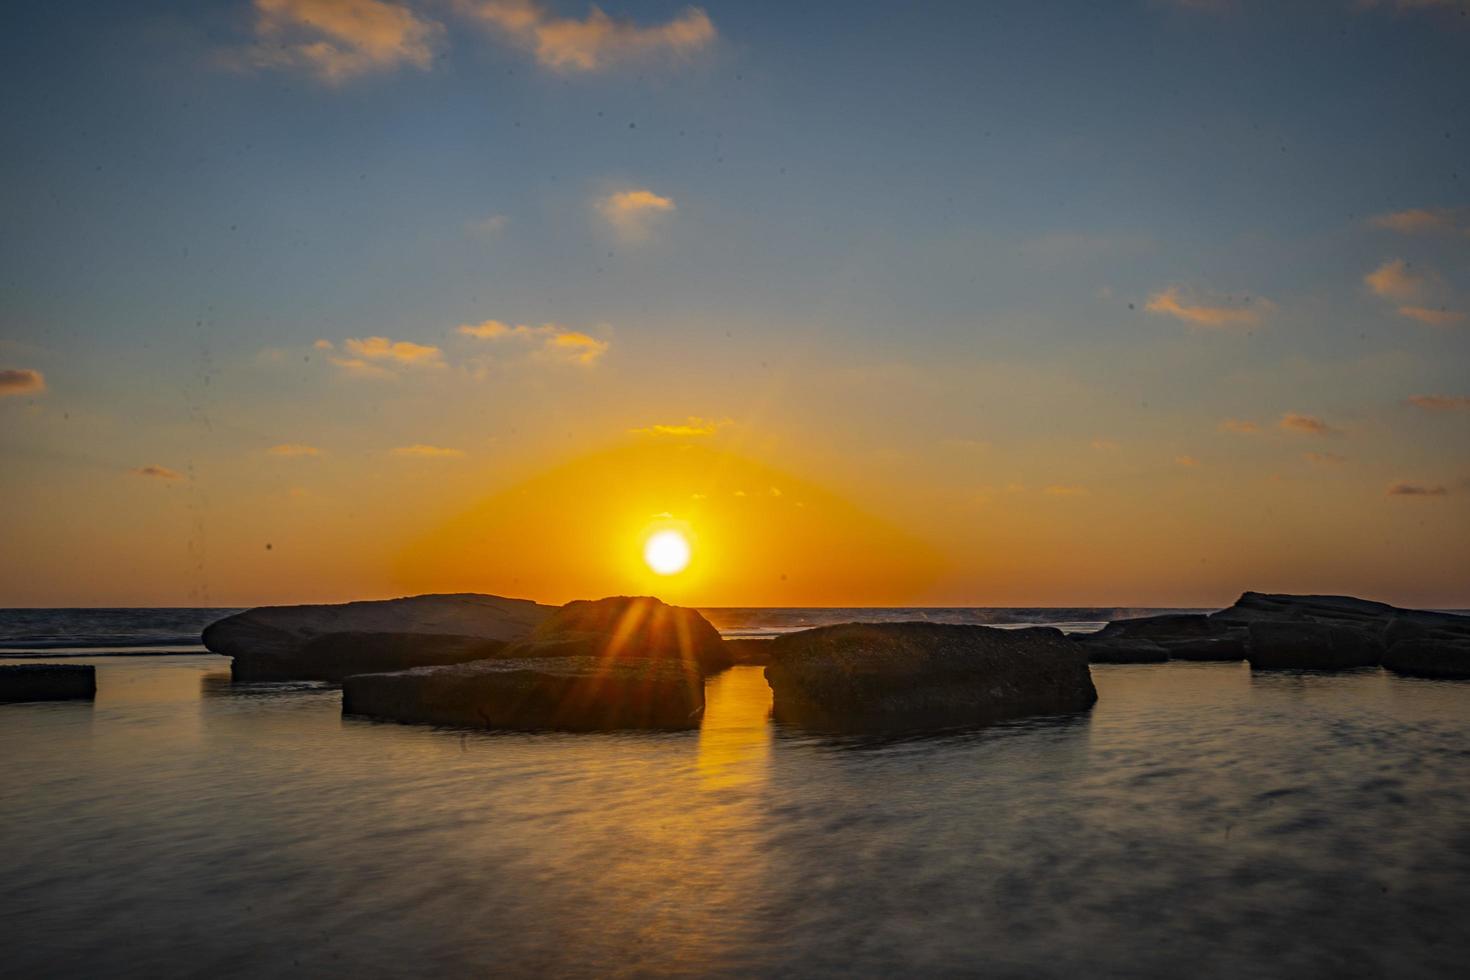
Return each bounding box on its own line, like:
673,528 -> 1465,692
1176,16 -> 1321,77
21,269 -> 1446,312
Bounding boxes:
3,607 -> 1470,978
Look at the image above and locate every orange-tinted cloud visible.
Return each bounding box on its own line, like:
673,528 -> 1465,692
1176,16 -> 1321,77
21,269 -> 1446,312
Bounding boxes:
0,368 -> 45,397
1175,455 -> 1200,467
457,320 -> 608,364
1304,452 -> 1347,465
1397,305 -> 1466,327
1405,394 -> 1470,412
1218,418 -> 1259,434
1279,412 -> 1338,436
343,336 -> 443,364
596,188 -> 675,241
630,416 -> 728,437
462,1 -> 715,72
132,465 -> 182,480
1370,207 -> 1465,235
1043,485 -> 1089,497
392,444 -> 466,458
267,443 -> 323,456
246,0 -> 442,83
1144,286 -> 1270,327
1387,482 -> 1447,497
1364,258 -> 1425,300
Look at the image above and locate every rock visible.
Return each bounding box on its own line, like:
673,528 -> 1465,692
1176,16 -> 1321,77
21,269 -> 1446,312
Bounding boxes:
202,593 -> 553,682
0,664 -> 96,703
506,596 -> 731,674
1209,592 -> 1470,670
1082,638 -> 1169,664
232,632 -> 508,683
342,656 -> 704,731
1246,621 -> 1379,669
1382,639 -> 1470,679
1074,613 -> 1247,662
723,638 -> 775,666
763,623 -> 1097,731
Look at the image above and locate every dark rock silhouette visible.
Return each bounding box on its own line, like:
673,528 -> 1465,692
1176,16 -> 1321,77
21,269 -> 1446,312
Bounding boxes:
342,656 -> 704,730
232,632 -> 508,683
723,638 -> 775,666
1,664 -> 96,703
1080,592 -> 1470,672
763,623 -> 1096,731
505,596 -> 731,674
202,594 -> 552,682
1077,613 -> 1243,663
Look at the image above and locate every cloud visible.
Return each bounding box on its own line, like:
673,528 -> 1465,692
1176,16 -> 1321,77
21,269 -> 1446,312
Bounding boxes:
132,465 -> 182,481
244,0 -> 442,83
1405,394 -> 1470,412
1218,419 -> 1259,434
596,188 -> 675,241
1279,413 -> 1338,436
392,444 -> 466,457
1144,286 -> 1271,328
1387,482 -> 1448,497
1175,455 -> 1200,467
466,213 -> 508,237
0,368 -> 45,397
343,336 -> 443,364
1370,207 -> 1467,235
328,356 -> 396,379
457,320 -> 609,365
1304,452 -> 1347,465
1043,485 -> 1089,497
1364,259 -> 1425,300
267,443 -> 323,456
1090,438 -> 1119,451
630,416 -> 728,437
461,1 -> 715,72
1397,305 -> 1466,327
313,339 -> 334,350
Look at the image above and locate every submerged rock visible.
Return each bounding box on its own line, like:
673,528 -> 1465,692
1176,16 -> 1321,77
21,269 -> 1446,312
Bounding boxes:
0,664 -> 96,703
342,656 -> 704,731
506,596 -> 731,674
763,623 -> 1097,731
232,632 -> 508,683
203,594 -> 553,682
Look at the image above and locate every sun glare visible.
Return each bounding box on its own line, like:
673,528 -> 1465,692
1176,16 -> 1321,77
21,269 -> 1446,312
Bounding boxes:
644,529 -> 692,575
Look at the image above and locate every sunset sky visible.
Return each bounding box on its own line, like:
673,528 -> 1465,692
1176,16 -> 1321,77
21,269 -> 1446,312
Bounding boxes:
2,0 -> 1468,608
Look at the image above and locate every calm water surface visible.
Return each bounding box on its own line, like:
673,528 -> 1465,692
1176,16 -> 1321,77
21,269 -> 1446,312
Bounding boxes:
3,655 -> 1469,978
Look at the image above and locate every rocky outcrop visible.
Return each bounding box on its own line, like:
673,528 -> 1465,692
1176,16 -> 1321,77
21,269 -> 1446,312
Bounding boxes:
1215,592 -> 1470,671
231,632 -> 509,683
1381,638 -> 1470,679
763,623 -> 1097,731
1077,593 -> 1470,672
0,664 -> 96,703
1245,621 -> 1378,670
202,594 -> 553,682
342,656 -> 704,731
505,596 -> 731,674
1076,613 -> 1244,663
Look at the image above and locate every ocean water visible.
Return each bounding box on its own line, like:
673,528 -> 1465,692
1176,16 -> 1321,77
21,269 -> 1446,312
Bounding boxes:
3,641 -> 1470,976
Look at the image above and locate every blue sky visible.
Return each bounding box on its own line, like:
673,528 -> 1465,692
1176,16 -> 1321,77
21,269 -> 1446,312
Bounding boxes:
1,0 -> 1467,606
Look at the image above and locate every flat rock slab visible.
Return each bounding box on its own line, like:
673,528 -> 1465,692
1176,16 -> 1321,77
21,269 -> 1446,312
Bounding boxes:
1382,639 -> 1470,680
232,632 -> 509,683
764,623 -> 1097,732
204,593 -> 552,682
342,657 -> 705,731
0,664 -> 96,703
1075,613 -> 1246,663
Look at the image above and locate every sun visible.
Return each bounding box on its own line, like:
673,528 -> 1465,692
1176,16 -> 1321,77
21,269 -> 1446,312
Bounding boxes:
643,529 -> 692,575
